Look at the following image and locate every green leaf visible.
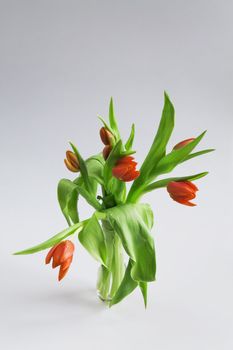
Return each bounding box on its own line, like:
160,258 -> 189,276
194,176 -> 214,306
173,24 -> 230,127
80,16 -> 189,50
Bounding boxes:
139,282 -> 147,308
109,260 -> 138,307
127,92 -> 175,202
109,235 -> 125,297
155,131 -> 206,175
144,172 -> 208,193
13,221 -> 87,255
74,183 -> 102,210
103,140 -> 123,191
108,178 -> 126,205
125,123 -> 135,151
79,213 -> 108,267
105,203 -> 156,282
73,173 -> 97,198
181,149 -> 215,163
69,143 -> 92,192
98,116 -> 115,136
57,179 -> 79,226
103,140 -> 134,198
140,92 -> 175,175
109,98 -> 121,140
85,154 -> 104,185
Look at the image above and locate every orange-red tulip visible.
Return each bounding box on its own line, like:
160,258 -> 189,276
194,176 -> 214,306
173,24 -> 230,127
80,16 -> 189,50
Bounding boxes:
112,156 -> 140,182
167,181 -> 198,206
173,138 -> 195,150
64,151 -> 80,172
103,145 -> 112,160
100,127 -> 114,145
45,240 -> 75,281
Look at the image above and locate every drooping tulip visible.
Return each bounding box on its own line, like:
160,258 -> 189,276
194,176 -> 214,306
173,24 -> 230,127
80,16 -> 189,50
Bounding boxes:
64,151 -> 80,172
45,240 -> 75,281
173,138 -> 195,150
112,156 -> 140,182
167,181 -> 198,206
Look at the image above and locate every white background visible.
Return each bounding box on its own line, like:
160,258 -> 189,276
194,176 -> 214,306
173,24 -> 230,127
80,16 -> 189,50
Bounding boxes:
0,1 -> 232,349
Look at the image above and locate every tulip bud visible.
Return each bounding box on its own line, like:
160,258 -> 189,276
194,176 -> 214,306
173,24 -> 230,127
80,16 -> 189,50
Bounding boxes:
45,240 -> 75,281
103,145 -> 112,160
173,138 -> 195,150
64,151 -> 80,172
100,127 -> 114,145
112,156 -> 140,182
167,181 -> 198,206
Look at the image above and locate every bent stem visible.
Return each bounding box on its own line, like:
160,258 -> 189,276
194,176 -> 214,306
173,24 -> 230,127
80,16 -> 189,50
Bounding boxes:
97,220 -> 125,302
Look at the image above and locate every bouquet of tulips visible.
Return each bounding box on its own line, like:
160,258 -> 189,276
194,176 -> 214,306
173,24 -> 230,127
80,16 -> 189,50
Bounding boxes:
15,93 -> 214,307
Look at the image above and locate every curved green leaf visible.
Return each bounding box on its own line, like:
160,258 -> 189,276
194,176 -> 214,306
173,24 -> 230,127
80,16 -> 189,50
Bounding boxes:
98,116 -> 115,136
155,131 -> 206,175
127,92 -> 175,202
109,260 -> 138,307
85,154 -> 104,185
139,281 -> 147,308
125,124 -> 135,151
57,179 -> 79,226
75,183 -> 102,210
79,213 -> 108,267
69,143 -> 92,192
14,221 -> 87,255
144,171 -> 208,193
103,140 -> 123,192
181,149 -> 215,163
103,140 -> 134,200
109,98 -> 121,140
109,235 -> 125,297
105,203 -> 156,282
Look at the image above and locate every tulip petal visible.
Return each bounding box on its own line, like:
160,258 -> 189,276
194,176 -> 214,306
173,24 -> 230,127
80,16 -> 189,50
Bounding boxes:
58,266 -> 69,281
169,194 -> 196,206
59,241 -> 75,264
100,127 -> 113,145
116,156 -> 135,165
177,199 -> 196,207
52,242 -> 66,268
170,193 -> 195,202
167,181 -> 197,196
58,256 -> 73,281
64,159 -> 79,173
184,181 -> 198,192
45,244 -> 58,264
112,165 -> 130,178
121,170 -> 140,182
112,156 -> 140,182
173,138 -> 195,150
61,255 -> 73,271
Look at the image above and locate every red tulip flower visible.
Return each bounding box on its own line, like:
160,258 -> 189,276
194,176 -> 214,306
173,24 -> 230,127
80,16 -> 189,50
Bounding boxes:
112,156 -> 140,182
45,240 -> 75,281
167,181 -> 198,206
173,138 -> 195,150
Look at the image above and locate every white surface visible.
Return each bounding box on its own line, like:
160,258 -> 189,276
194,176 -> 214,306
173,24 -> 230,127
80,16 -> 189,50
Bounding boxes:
0,1 -> 232,349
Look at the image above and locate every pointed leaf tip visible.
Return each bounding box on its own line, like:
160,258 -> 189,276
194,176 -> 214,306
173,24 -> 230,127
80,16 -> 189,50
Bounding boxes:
164,91 -> 172,102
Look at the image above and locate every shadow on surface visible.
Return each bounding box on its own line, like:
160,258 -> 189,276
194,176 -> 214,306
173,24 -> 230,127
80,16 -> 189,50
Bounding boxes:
4,283 -> 107,330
